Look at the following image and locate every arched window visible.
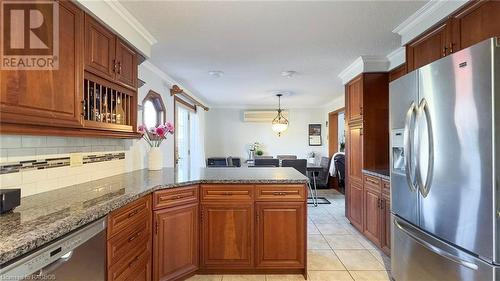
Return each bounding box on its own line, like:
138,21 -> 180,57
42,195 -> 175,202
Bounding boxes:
142,90 -> 166,129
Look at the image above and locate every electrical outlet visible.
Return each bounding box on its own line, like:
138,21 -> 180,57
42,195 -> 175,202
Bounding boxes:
70,153 -> 83,167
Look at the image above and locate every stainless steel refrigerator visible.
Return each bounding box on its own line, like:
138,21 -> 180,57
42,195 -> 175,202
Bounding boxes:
389,37 -> 500,281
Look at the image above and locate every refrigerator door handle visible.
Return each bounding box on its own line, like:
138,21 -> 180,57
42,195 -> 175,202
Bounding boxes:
393,218 -> 479,271
417,98 -> 434,197
403,102 -> 417,192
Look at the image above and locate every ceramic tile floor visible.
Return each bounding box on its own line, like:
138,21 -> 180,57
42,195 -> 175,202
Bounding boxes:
187,189 -> 391,281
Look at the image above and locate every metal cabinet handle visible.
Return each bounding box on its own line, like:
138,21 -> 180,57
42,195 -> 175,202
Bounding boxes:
417,99 -> 434,198
128,209 -> 139,218
128,255 -> 140,268
404,102 -> 417,192
128,231 -> 142,242
394,218 -> 478,270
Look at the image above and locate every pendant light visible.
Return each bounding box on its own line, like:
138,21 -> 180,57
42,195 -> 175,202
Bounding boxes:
272,93 -> 289,136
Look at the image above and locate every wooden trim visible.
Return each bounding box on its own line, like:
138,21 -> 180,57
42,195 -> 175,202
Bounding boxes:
0,122 -> 141,138
170,85 -> 209,111
328,108 -> 345,157
389,64 -> 407,82
329,107 -> 345,115
175,96 -> 197,112
142,90 -> 167,127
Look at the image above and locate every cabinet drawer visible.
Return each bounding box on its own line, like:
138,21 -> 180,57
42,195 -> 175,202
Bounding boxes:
108,195 -> 151,239
107,218 -> 150,266
363,175 -> 381,192
153,185 -> 199,210
201,185 -> 254,202
382,179 -> 390,194
108,244 -> 151,281
255,185 -> 306,201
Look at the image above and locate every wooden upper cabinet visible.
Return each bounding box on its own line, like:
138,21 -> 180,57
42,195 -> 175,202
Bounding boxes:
0,1 -> 83,128
201,203 -> 254,268
389,64 -> 407,82
116,40 -> 138,88
451,0 -> 500,51
406,22 -> 450,72
406,0 -> 500,72
346,75 -> 363,123
255,202 -> 305,268
347,125 -> 363,183
84,15 -> 116,81
84,15 -> 138,90
154,203 -> 199,281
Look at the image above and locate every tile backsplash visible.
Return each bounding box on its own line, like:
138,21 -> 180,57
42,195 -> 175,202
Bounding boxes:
0,135 -> 136,197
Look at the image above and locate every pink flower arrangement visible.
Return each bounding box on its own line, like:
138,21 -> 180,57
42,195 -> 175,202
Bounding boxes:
139,122 -> 174,147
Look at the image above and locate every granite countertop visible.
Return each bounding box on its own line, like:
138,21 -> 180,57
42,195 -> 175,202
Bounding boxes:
362,169 -> 390,181
0,167 -> 308,266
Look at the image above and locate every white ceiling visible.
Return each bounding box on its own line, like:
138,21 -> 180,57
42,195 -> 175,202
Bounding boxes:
120,1 -> 426,108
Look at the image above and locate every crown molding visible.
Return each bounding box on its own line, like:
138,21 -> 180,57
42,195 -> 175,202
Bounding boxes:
393,0 -> 467,45
338,56 -> 389,85
75,0 -> 157,57
105,1 -> 157,46
140,61 -> 208,107
386,47 -> 406,70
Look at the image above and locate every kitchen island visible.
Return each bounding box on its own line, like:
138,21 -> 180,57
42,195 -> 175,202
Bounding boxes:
0,167 -> 308,280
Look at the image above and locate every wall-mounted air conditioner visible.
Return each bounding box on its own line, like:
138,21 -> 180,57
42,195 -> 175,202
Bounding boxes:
243,110 -> 289,122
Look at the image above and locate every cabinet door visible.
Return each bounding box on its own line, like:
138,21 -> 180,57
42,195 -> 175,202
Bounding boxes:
115,39 -> 137,89
255,202 -> 305,268
201,203 -> 254,268
380,193 -> 391,256
153,203 -> 199,281
363,187 -> 381,246
347,181 -> 363,231
451,0 -> 500,51
84,14 -> 116,80
346,75 -> 363,122
406,22 -> 449,72
0,1 -> 83,128
347,125 -> 363,183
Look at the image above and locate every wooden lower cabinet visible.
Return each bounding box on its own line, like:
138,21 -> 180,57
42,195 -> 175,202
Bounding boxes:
255,202 -> 305,268
110,184 -> 307,280
347,180 -> 363,231
363,186 -> 381,245
380,191 -> 391,255
128,259 -> 152,281
107,195 -> 152,281
201,203 -> 254,268
354,173 -> 391,256
153,203 -> 199,281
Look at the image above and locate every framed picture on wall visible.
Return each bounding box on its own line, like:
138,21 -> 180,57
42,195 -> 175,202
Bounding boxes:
309,124 -> 322,146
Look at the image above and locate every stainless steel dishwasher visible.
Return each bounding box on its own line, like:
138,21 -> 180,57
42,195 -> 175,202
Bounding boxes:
0,217 -> 106,281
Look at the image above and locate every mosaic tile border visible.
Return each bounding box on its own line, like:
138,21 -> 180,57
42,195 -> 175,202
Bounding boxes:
0,152 -> 125,175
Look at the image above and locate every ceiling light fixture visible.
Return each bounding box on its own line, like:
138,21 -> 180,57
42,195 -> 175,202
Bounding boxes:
272,93 -> 289,137
208,70 -> 224,78
281,70 -> 297,78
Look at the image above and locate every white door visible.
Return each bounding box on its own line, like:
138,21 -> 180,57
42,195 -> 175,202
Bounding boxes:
175,105 -> 191,178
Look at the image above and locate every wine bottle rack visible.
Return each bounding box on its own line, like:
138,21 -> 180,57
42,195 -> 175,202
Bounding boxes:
83,73 -> 136,132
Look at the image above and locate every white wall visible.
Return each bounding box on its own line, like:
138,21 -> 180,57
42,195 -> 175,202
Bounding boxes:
205,108 -> 327,160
